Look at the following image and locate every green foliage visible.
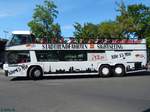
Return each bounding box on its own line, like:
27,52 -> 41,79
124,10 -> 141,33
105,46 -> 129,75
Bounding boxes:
28,0 -> 61,41
73,1 -> 150,47
98,21 -> 124,39
117,2 -> 150,39
73,22 -> 98,40
116,2 -> 150,47
73,21 -> 124,39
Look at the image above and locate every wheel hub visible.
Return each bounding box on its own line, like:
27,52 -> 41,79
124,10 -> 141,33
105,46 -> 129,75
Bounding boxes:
102,67 -> 109,75
34,69 -> 41,77
115,67 -> 122,74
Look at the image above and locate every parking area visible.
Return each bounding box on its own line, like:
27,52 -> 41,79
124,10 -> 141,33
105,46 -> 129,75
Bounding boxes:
0,71 -> 150,112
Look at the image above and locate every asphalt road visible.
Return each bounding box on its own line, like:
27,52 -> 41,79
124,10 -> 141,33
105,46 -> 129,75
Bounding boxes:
0,72 -> 150,112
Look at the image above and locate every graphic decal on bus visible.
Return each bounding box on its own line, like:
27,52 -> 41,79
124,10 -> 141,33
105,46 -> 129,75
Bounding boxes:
42,44 -> 124,50
44,66 -> 97,74
97,44 -> 123,50
42,44 -> 88,50
111,52 -> 131,59
8,64 -> 28,75
88,53 -> 107,61
135,54 -> 145,59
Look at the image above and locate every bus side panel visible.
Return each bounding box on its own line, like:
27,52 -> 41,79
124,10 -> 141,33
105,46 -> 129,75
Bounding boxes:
42,61 -> 98,75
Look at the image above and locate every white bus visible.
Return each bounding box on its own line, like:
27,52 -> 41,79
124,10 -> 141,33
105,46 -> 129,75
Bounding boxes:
3,31 -> 148,79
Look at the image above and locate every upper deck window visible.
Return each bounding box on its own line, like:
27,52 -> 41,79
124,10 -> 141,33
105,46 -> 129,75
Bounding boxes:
10,34 -> 31,45
7,33 -> 35,46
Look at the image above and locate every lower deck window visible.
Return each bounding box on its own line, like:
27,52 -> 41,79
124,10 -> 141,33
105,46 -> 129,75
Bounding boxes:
36,51 -> 59,62
6,51 -> 30,64
35,51 -> 87,62
59,51 -> 87,61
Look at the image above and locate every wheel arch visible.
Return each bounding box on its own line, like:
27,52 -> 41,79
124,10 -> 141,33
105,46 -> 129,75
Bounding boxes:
114,64 -> 126,70
98,64 -> 111,71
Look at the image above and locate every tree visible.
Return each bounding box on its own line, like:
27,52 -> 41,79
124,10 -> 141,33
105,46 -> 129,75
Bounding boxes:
73,1 -> 127,40
116,2 -> 150,38
73,1 -> 150,47
73,21 -> 124,39
116,1 -> 150,46
128,4 -> 150,38
73,23 -> 83,40
28,0 -> 61,42
73,22 -> 99,40
98,21 -> 124,39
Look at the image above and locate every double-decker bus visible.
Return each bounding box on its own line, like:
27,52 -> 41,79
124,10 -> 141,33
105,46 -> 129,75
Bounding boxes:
3,31 -> 148,79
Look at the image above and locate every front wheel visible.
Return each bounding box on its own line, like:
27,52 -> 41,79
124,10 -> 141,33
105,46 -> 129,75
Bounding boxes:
113,65 -> 125,77
28,67 -> 43,80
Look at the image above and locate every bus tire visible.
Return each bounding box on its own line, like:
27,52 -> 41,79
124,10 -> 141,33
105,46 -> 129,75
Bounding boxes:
113,64 -> 125,77
28,66 -> 43,80
99,65 -> 111,77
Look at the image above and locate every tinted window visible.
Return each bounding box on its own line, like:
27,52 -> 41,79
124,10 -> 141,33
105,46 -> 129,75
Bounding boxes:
9,34 -> 32,46
36,51 -> 59,62
35,50 -> 87,62
60,51 -> 87,61
7,51 -> 30,64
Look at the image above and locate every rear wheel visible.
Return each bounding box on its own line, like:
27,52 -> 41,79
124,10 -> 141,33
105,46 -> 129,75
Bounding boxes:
28,66 -> 43,80
99,65 -> 111,77
113,65 -> 125,77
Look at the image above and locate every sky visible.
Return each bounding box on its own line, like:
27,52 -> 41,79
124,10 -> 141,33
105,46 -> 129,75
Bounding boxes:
0,0 -> 150,39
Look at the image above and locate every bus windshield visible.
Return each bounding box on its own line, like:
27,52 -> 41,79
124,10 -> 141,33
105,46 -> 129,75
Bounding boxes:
7,34 -> 35,46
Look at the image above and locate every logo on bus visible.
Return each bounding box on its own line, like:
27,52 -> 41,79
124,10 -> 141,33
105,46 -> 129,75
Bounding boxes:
42,44 -> 88,50
42,44 -> 123,50
97,44 -> 123,50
